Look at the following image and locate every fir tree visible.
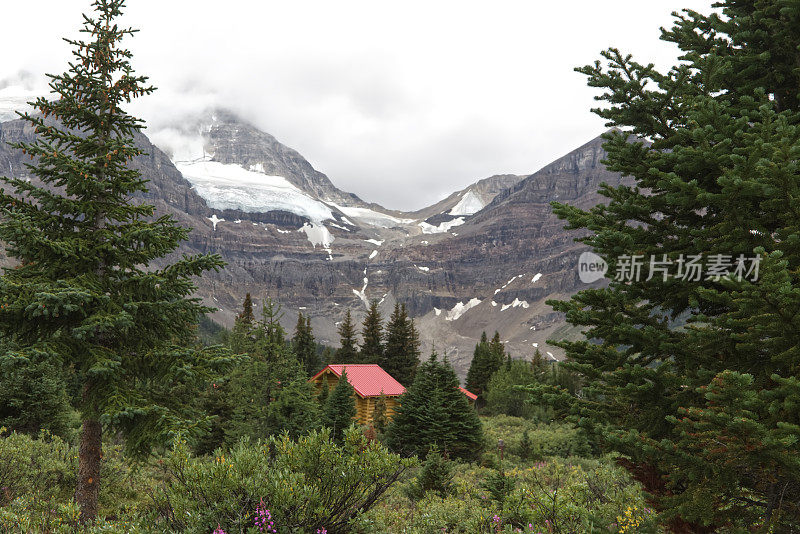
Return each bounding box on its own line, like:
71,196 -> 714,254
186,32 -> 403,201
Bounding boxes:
335,310 -> 358,363
322,369 -> 357,443
359,300 -> 383,364
0,343 -> 74,438
237,293 -> 255,326
381,303 -> 419,385
293,312 -> 319,376
0,0 -> 227,520
386,350 -> 483,461
465,332 -> 501,400
373,392 -> 388,434
264,365 -> 320,439
544,2 -> 800,528
318,375 -> 330,407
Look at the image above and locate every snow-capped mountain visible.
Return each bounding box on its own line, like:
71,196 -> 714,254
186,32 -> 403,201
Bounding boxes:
0,99 -> 628,375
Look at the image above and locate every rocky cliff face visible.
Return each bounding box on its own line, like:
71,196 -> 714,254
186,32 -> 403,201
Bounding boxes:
0,109 -> 626,377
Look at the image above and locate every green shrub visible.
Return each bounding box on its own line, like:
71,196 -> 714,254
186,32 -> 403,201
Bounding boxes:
405,449 -> 454,501
482,415 -> 592,462
150,427 -> 414,533
0,429 -> 157,533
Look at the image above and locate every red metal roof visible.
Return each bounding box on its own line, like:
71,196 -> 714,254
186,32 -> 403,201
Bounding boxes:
310,364 -> 406,398
459,386 -> 478,401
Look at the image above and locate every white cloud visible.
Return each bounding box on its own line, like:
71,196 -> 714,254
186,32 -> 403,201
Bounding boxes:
0,0 -> 715,210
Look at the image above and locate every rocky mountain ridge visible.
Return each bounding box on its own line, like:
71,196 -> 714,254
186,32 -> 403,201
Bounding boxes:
0,106 -> 627,376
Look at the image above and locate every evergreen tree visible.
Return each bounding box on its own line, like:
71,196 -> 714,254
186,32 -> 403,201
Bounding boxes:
386,351 -> 483,461
293,312 -> 319,376
322,369 -> 357,443
465,332 -> 501,400
0,0 -> 227,520
237,293 -> 255,326
381,303 -> 419,385
264,366 -> 320,439
321,346 -> 335,366
231,293 -> 256,354
225,300 -> 297,444
484,360 -> 540,419
405,448 -> 453,500
488,331 -> 505,369
335,310 -> 358,363
372,392 -> 388,434
317,375 -> 330,407
544,2 -> 800,528
359,300 -> 383,364
0,343 -> 75,438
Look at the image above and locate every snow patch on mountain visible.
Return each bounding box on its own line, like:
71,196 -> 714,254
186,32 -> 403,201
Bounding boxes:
419,217 -> 465,234
328,203 -> 413,228
177,161 -> 334,223
532,273 -> 542,283
365,239 -> 384,246
298,222 -> 334,260
369,250 -> 378,260
353,276 -> 369,305
448,189 -> 484,216
445,298 -> 482,321
500,298 -> 529,311
207,214 -> 224,230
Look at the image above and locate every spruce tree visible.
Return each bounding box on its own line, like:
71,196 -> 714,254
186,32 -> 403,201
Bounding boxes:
335,310 -> 358,363
543,2 -> 800,528
237,293 -> 255,326
372,392 -> 388,434
293,312 -> 319,376
318,375 -> 330,406
359,300 -> 383,364
381,303 -> 419,385
386,351 -> 483,461
322,369 -> 357,442
0,0 -> 227,521
465,332 -> 500,399
264,365 -> 320,439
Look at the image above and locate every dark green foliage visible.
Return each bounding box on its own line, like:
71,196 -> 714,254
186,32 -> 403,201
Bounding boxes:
485,360 -> 539,419
386,351 -> 483,461
405,448 -> 453,500
237,293 -> 255,326
373,392 -> 388,434
292,312 -> 319,376
546,2 -> 800,528
224,301 -> 313,444
482,469 -> 515,503
263,367 -> 320,440
196,315 -> 228,346
335,310 -> 359,363
359,300 -> 383,364
518,429 -> 532,460
0,346 -> 75,439
317,375 -> 330,407
465,331 -> 503,400
321,345 -> 335,366
380,303 -> 420,385
322,369 -> 357,443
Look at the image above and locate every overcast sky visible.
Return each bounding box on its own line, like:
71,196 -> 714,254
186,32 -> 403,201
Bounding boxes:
1,0 -> 714,210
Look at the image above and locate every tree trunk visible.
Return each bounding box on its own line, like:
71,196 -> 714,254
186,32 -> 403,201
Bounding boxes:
75,418 -> 102,524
